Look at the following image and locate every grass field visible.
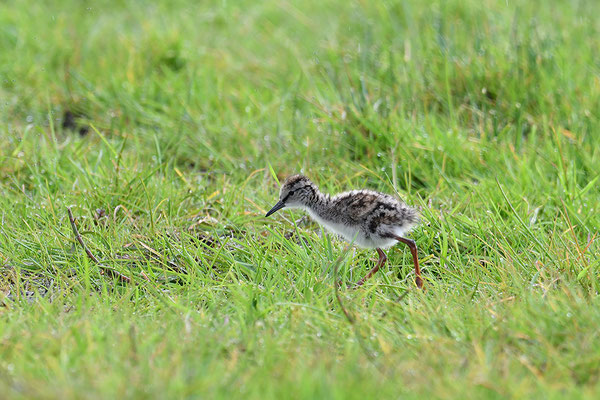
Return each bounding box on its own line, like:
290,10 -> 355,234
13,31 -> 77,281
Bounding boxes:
1,0 -> 600,398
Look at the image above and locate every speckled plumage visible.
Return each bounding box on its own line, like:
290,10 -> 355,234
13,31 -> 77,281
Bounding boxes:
266,174 -> 424,288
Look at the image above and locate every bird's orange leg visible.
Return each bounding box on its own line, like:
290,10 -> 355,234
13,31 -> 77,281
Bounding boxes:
354,248 -> 387,287
392,235 -> 423,289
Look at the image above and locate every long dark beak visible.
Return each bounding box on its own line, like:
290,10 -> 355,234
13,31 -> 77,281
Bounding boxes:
265,201 -> 286,217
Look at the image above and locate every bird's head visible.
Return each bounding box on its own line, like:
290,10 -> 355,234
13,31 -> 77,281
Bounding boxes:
265,174 -> 317,217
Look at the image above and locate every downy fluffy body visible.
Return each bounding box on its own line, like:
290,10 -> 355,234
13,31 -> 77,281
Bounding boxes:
266,175 -> 419,248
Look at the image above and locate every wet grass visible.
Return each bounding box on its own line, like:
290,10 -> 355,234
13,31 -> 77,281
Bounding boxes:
1,0 -> 600,398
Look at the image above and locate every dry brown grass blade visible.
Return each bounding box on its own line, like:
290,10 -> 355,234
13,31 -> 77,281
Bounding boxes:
67,207 -> 131,283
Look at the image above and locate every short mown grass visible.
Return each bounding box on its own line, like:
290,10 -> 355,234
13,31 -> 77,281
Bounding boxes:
1,0 -> 599,398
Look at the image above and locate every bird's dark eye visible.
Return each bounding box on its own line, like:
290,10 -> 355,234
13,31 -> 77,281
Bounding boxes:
289,190 -> 295,196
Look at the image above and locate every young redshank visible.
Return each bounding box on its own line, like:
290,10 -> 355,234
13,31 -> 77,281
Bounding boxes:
265,175 -> 423,288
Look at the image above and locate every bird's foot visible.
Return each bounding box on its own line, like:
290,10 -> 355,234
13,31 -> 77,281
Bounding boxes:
415,276 -> 424,289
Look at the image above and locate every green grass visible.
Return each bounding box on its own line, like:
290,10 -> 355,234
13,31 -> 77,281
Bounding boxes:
1,0 -> 600,398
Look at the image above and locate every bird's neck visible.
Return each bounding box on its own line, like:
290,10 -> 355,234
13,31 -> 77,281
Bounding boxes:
301,190 -> 334,221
